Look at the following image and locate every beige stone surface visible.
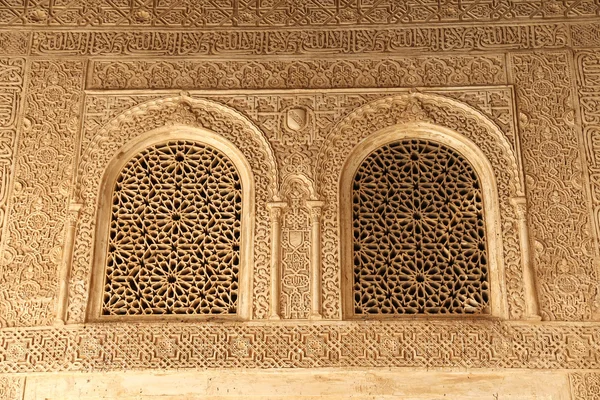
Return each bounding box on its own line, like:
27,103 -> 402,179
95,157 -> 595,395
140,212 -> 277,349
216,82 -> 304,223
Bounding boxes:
0,2 -> 600,399
24,369 -> 572,400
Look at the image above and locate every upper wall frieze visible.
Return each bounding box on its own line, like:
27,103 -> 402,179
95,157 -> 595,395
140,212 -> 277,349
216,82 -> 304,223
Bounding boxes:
0,0 -> 597,28
26,24 -> 571,56
1,23 -> 600,56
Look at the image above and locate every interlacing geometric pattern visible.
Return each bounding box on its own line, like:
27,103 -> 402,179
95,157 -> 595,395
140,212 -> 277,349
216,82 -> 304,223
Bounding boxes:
352,139 -> 489,315
103,140 -> 242,316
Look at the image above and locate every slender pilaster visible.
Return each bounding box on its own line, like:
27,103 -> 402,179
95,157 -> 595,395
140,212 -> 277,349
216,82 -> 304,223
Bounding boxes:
511,197 -> 541,320
267,202 -> 286,320
306,200 -> 324,320
54,202 -> 82,325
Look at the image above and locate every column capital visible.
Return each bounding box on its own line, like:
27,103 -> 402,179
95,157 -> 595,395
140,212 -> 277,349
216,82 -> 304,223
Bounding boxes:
510,196 -> 528,219
306,200 -> 325,209
267,201 -> 287,219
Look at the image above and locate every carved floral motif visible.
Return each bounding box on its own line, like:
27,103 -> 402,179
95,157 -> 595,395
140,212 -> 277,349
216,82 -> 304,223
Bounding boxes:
89,57 -> 507,91
0,376 -> 23,400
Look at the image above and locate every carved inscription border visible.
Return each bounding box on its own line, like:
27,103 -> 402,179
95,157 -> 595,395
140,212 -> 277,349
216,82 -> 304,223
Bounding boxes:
30,25 -> 569,56
5,22 -> 600,58
4,23 -> 600,58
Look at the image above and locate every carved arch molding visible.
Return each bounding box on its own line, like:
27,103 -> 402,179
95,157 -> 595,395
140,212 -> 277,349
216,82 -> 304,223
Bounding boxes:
67,92 -> 532,321
68,95 -> 279,322
316,93 -> 528,319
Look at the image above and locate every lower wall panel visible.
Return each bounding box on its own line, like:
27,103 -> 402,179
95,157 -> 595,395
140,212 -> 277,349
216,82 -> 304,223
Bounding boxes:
22,369 -> 572,400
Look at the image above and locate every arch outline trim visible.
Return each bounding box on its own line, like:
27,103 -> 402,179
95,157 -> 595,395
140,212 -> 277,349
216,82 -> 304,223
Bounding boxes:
66,95 -> 278,322
340,122 -> 507,319
317,92 -> 528,320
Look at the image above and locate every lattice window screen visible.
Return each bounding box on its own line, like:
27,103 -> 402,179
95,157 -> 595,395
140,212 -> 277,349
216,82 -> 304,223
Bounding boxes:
103,140 -> 242,316
352,139 -> 490,315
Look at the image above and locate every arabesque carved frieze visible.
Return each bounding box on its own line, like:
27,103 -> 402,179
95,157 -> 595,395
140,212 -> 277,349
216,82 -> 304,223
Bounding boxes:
0,321 -> 598,373
89,56 -> 506,91
0,0 -> 597,27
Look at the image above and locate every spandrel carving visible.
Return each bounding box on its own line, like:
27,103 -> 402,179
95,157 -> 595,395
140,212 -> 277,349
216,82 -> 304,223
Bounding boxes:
103,140 -> 242,316
352,139 -> 489,315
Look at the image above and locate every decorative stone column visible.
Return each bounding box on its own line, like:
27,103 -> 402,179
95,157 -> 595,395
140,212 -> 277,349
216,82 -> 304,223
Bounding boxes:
54,202 -> 82,325
306,200 -> 324,320
267,202 -> 286,320
510,196 -> 541,320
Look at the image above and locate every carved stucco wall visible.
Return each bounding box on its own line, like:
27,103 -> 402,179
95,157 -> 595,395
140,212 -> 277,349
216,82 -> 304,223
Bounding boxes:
0,3 -> 599,399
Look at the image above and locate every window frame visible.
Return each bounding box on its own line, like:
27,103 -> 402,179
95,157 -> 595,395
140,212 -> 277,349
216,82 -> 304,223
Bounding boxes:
87,126 -> 255,322
339,123 -> 508,320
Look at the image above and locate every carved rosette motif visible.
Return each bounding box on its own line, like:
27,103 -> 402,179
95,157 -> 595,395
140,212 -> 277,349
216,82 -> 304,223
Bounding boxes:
511,52 -> 597,320
317,93 -> 524,319
69,95 -> 278,322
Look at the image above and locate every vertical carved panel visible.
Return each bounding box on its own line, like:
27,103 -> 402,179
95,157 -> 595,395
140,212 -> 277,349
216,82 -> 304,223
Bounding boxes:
0,60 -> 84,327
570,373 -> 600,400
0,58 -> 24,247
0,376 -> 24,400
576,51 -> 600,318
511,52 -> 597,320
280,180 -> 311,319
0,58 -> 26,327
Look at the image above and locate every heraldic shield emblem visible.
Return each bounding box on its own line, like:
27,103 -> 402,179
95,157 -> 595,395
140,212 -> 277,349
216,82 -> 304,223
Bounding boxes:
286,107 -> 308,131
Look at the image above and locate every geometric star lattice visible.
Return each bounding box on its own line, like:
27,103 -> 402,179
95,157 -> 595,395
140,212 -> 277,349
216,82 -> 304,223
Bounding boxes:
103,141 -> 242,315
352,139 -> 489,315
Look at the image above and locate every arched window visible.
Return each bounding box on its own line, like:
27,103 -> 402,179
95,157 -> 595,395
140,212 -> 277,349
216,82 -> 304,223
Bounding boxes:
93,137 -> 250,319
350,138 -> 490,316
